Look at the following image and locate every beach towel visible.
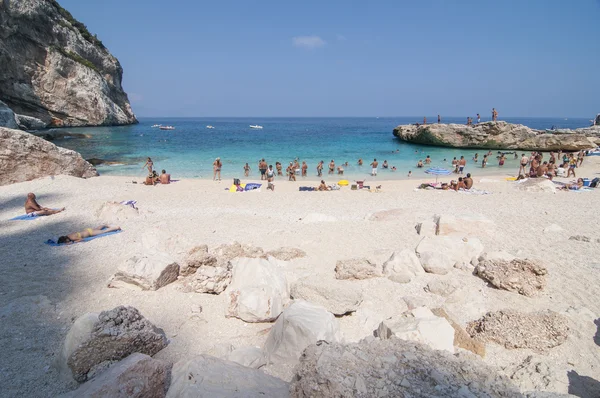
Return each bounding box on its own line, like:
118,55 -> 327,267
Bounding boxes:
9,209 -> 62,221
9,213 -> 39,221
119,200 -> 137,209
299,187 -> 316,191
244,183 -> 262,191
45,230 -> 123,246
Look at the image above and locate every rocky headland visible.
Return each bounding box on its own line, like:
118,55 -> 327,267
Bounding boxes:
393,121 -> 600,151
0,0 -> 137,128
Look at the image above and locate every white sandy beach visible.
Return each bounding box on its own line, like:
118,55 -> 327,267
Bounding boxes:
1,159 -> 599,397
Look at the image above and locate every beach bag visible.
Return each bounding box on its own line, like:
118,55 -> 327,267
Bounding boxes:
591,177 -> 600,188
233,178 -> 241,186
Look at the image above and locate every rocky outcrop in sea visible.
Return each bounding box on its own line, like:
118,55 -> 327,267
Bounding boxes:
393,121 -> 600,151
0,0 -> 137,128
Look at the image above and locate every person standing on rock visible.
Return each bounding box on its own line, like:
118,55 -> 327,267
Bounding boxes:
492,108 -> 498,121
477,114 -> 481,123
438,115 -> 441,124
423,117 -> 427,125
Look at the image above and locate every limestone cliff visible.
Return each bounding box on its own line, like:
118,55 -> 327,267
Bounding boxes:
393,121 -> 600,151
0,0 -> 137,128
0,126 -> 98,185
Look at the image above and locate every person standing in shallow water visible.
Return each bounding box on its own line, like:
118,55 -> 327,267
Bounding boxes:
213,157 -> 222,181
142,157 -> 153,174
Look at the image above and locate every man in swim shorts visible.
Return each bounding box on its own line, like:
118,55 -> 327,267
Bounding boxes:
463,173 -> 473,190
259,159 -> 267,180
25,193 -> 65,216
328,160 -> 335,174
370,158 -> 378,176
458,156 -> 466,174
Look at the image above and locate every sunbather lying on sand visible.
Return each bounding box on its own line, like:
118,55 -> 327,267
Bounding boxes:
561,178 -> 584,191
57,225 -> 121,244
25,193 -> 64,216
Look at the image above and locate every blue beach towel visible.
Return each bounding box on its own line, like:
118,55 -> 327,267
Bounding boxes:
10,213 -> 39,221
45,230 -> 123,246
244,183 -> 262,191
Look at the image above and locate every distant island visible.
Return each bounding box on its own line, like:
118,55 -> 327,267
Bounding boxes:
393,121 -> 600,151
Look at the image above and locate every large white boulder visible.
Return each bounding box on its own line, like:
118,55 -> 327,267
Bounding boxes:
515,178 -> 557,193
375,307 -> 455,353
59,353 -> 170,398
166,355 -> 289,398
382,249 -> 425,283
416,236 -> 484,272
225,257 -> 289,322
264,300 -> 342,364
108,253 -> 179,291
418,251 -> 454,275
290,275 -> 363,315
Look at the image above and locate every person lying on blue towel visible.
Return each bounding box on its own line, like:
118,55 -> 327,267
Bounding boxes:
57,225 -> 121,244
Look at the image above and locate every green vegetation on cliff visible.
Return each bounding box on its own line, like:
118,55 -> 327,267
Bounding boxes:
49,0 -> 106,50
50,46 -> 98,72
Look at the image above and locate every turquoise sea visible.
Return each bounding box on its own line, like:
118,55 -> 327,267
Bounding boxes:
53,117 -> 592,180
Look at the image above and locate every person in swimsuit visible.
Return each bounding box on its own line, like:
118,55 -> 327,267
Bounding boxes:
276,162 -> 283,176
463,173 -> 474,189
337,165 -> 344,175
301,161 -> 308,177
244,163 -> 250,177
24,193 -> 64,216
562,178 -> 584,191
458,156 -> 466,174
567,154 -> 577,178
358,158 -> 363,166
57,225 -> 121,245
417,160 -> 424,168
438,114 -> 441,124
288,163 -> 296,181
477,113 -> 480,123
318,180 -> 330,191
213,157 -> 222,181
316,161 -> 323,177
473,153 -> 478,163
267,165 -> 275,191
382,160 -> 389,169
159,169 -> 171,184
370,159 -> 378,176
498,154 -> 505,167
481,155 -> 487,168
259,159 -> 267,180
142,157 -> 153,174
328,160 -> 335,174
425,156 -> 431,164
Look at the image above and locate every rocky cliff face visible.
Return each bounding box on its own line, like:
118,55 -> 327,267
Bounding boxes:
393,121 -> 600,151
0,126 -> 98,185
0,0 -> 137,128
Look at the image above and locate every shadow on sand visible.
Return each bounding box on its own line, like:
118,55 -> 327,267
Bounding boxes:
594,318 -> 600,347
568,370 -> 600,398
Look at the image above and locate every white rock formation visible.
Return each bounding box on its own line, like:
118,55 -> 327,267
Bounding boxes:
375,307 -> 455,353
290,275 -> 363,315
225,257 -> 289,322
107,253 -> 179,291
263,300 -> 342,364
226,346 -> 266,369
416,235 -> 484,272
334,258 -> 382,280
167,355 -> 289,398
382,249 -> 425,283
95,202 -> 140,223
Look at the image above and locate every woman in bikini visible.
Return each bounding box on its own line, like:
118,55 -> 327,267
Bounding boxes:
142,157 -> 154,174
57,225 -> 121,244
213,157 -> 222,181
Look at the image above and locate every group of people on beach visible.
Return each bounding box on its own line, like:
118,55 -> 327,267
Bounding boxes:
142,157 -> 171,185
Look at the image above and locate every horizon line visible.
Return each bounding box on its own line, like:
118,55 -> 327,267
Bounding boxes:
135,115 -> 593,119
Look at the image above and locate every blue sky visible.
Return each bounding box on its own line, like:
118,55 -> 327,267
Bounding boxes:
59,0 -> 600,117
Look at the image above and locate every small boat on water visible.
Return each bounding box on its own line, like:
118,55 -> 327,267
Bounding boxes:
206,125 -> 215,129
151,124 -> 161,128
159,126 -> 175,130
249,125 -> 263,129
